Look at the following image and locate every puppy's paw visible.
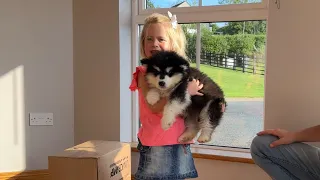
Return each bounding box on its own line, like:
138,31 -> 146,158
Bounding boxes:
146,89 -> 160,105
197,134 -> 212,143
178,132 -> 195,143
161,116 -> 174,130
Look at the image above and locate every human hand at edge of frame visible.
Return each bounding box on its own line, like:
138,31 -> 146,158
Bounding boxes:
257,129 -> 297,148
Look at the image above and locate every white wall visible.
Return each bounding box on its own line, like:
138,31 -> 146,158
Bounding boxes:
264,0 -> 320,147
0,0 -> 74,172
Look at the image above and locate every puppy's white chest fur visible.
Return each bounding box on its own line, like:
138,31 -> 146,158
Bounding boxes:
146,88 -> 161,105
146,88 -> 171,105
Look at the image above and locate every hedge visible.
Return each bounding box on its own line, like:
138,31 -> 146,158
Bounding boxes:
186,34 -> 266,59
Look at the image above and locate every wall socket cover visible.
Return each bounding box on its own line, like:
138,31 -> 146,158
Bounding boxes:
29,113 -> 53,126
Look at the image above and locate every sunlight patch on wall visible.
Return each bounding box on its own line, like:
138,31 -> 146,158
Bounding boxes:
0,65 -> 26,172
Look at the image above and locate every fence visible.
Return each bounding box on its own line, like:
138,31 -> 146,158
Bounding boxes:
190,52 -> 265,75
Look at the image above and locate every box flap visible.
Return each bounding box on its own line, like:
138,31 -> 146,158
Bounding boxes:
51,140 -> 129,158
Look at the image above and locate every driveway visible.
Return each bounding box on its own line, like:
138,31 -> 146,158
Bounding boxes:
200,98 -> 264,149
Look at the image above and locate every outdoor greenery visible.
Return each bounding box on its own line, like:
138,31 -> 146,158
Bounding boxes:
183,24 -> 266,62
191,64 -> 264,98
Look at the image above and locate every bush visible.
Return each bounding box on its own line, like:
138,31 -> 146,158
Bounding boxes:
254,35 -> 266,49
186,33 -> 196,62
202,35 -> 229,54
226,34 -> 256,55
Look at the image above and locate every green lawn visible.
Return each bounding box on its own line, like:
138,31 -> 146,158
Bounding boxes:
191,64 -> 265,98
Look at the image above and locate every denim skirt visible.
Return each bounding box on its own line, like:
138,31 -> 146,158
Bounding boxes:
134,140 -> 198,180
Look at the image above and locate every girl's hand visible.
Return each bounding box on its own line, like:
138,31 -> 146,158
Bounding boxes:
257,129 -> 297,148
188,79 -> 203,96
221,102 -> 226,112
187,79 -> 226,112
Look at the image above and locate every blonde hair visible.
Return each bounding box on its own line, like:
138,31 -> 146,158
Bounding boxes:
139,13 -> 187,59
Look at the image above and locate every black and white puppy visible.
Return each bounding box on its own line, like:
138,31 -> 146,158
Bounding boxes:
140,51 -> 226,143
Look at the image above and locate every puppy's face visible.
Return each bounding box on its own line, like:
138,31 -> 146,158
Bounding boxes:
145,66 -> 184,91
141,51 -> 189,91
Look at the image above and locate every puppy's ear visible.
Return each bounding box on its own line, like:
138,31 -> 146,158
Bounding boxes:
179,65 -> 188,71
140,58 -> 149,65
180,61 -> 190,71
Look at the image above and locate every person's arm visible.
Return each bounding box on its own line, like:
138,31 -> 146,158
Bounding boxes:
294,125 -> 320,142
257,125 -> 320,147
137,72 -> 167,113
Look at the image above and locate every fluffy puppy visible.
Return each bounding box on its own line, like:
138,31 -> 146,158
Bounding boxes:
141,51 -> 226,143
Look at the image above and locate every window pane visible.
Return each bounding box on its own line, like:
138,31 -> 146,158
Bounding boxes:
202,0 -> 262,6
196,21 -> 266,148
182,21 -> 266,148
181,23 -> 197,61
145,0 -> 198,9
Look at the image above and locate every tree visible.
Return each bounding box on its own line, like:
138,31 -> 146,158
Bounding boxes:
146,0 -> 155,9
211,24 -> 219,34
218,21 -> 266,35
218,0 -> 260,4
171,0 -> 199,7
218,0 -> 264,35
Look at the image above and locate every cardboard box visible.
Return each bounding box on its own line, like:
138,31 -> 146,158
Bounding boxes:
48,140 -> 131,180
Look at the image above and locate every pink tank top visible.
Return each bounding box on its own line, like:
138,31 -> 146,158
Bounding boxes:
129,66 -> 193,146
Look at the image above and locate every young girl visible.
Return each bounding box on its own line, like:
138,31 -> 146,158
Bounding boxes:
129,12 -> 204,180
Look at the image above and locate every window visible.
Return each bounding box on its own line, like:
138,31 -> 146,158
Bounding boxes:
132,0 -> 268,150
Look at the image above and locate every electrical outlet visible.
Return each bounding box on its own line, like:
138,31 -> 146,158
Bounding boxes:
29,113 -> 53,126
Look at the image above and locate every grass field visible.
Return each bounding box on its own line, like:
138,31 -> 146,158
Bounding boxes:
191,64 -> 265,98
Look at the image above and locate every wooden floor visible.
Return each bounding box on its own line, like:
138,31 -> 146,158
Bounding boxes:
0,170 -> 50,180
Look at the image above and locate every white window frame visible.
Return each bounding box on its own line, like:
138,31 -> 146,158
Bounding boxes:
139,2 -> 268,14
131,0 -> 269,151
134,0 -> 268,23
